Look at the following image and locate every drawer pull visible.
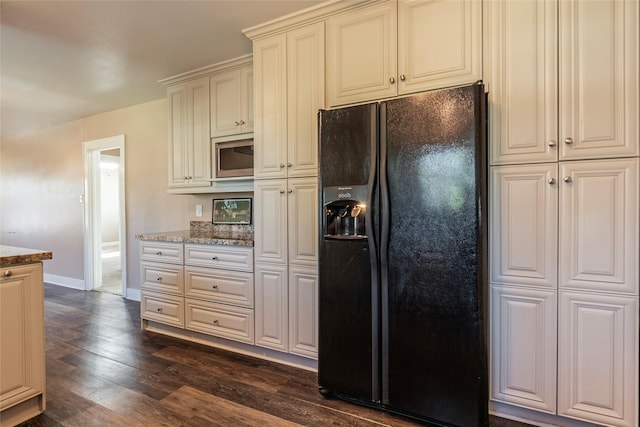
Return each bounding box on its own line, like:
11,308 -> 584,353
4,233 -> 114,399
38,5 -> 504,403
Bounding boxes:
211,256 -> 218,260
157,308 -> 163,313
3,270 -> 12,277
156,277 -> 162,281
155,251 -> 163,256
211,284 -> 219,290
212,319 -> 219,325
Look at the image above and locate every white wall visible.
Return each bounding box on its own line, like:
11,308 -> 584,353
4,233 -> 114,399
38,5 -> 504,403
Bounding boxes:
0,98 -> 223,295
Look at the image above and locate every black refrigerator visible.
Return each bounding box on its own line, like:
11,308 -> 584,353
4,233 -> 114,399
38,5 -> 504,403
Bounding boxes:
318,83 -> 488,427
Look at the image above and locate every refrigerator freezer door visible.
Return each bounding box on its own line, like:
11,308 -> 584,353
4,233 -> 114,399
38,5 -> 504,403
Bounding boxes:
382,84 -> 488,426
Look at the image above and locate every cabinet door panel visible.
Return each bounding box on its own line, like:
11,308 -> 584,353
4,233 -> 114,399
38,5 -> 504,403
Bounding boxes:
254,180 -> 288,264
558,291 -> 637,427
253,34 -> 287,179
288,178 -> 319,266
490,285 -> 557,413
559,0 -> 638,160
490,164 -> 558,288
254,263 -> 288,351
559,159 -> 638,294
188,77 -> 212,187
398,0 -> 481,95
210,70 -> 241,138
167,85 -> 188,188
326,1 -> 397,106
485,0 -> 558,165
288,265 -> 318,359
241,65 -> 254,134
287,23 -> 323,178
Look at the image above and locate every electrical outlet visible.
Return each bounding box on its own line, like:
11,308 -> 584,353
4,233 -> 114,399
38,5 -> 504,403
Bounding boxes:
195,204 -> 203,217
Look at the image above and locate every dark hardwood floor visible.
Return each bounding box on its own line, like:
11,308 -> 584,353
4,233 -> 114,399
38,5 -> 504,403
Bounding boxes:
16,284 -> 533,427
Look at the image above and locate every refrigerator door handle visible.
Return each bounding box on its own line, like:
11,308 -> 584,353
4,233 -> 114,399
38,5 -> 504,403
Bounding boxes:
378,102 -> 390,405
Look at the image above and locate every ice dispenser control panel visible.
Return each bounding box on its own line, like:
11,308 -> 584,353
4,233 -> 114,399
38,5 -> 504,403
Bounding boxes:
323,185 -> 367,239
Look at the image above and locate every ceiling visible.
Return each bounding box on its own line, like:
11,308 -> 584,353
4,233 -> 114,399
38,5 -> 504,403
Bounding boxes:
0,0 -> 324,139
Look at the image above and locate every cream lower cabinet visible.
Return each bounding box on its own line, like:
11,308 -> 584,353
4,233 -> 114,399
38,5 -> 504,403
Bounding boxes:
0,263 -> 46,425
326,0 -> 482,107
490,159 -> 639,427
254,178 -> 319,359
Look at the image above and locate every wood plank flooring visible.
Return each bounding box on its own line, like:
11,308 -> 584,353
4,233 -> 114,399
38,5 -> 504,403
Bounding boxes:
14,284 -> 533,427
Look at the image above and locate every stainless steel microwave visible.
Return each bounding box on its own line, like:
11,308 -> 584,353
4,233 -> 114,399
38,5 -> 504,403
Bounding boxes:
215,138 -> 254,178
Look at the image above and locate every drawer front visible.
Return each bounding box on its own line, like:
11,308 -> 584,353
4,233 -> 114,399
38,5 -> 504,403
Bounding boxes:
185,298 -> 254,344
139,241 -> 183,264
141,262 -> 184,295
184,244 -> 253,271
184,266 -> 254,308
141,291 -> 184,328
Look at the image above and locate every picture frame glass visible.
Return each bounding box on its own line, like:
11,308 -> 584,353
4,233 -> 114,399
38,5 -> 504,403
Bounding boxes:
212,198 -> 252,224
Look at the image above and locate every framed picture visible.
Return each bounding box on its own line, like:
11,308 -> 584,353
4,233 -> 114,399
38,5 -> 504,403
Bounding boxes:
212,198 -> 252,224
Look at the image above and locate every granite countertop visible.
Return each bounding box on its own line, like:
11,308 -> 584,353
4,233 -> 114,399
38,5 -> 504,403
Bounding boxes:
0,245 -> 53,267
136,221 -> 254,247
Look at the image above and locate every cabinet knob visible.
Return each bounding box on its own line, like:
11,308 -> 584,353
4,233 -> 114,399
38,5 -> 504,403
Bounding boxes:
3,270 -> 12,277
211,284 -> 218,290
211,256 -> 218,260
212,319 -> 219,325
563,176 -> 573,183
287,188 -> 293,193
239,120 -> 245,125
156,277 -> 162,281
548,178 -> 556,185
389,76 -> 395,84
234,121 -> 240,126
155,251 -> 163,256
157,307 -> 163,313
564,137 -> 574,145
548,140 -> 557,147
287,162 -> 292,168
399,74 -> 406,81
279,188 -> 285,194
279,163 -> 285,168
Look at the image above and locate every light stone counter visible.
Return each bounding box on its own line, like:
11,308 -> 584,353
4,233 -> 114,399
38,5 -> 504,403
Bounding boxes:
0,245 -> 53,267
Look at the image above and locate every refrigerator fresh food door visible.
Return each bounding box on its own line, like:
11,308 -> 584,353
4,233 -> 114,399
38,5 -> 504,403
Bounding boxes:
381,84 -> 488,426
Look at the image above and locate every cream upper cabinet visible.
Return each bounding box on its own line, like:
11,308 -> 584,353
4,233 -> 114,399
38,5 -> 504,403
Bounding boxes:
253,23 -> 324,180
166,76 -> 212,190
559,0 -> 638,160
210,63 -> 253,138
487,0 -> 638,165
490,163 -> 558,288
327,0 -> 482,107
559,158 -> 638,295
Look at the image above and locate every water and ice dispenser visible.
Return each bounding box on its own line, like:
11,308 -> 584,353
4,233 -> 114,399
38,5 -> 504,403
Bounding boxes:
323,185 -> 367,238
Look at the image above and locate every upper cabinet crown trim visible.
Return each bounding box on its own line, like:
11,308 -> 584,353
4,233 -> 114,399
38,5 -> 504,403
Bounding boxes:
159,54 -> 253,87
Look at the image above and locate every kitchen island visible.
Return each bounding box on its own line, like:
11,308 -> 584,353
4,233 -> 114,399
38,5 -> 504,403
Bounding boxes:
0,245 -> 52,426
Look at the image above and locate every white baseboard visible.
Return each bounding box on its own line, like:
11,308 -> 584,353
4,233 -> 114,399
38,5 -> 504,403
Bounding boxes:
44,274 -> 85,290
125,288 -> 140,302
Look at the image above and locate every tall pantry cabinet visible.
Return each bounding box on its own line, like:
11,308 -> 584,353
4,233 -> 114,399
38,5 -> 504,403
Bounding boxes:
245,21 -> 324,359
486,1 -> 638,426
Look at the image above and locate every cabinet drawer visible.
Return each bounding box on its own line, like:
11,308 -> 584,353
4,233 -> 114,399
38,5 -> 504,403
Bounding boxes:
141,291 -> 184,328
184,266 -> 253,308
140,262 -> 184,295
185,298 -> 254,344
139,241 -> 183,264
184,244 -> 253,271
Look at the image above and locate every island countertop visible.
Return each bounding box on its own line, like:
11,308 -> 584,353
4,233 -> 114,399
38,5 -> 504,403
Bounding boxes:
0,245 -> 53,267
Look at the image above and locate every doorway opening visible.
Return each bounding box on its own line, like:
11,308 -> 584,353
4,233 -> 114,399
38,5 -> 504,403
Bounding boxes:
83,135 -> 126,297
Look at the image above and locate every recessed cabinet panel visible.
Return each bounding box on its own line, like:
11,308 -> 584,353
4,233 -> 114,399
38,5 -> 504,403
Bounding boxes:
184,244 -> 253,271
326,1 -> 397,106
139,242 -> 183,264
559,159 -> 638,294
254,263 -> 288,351
490,164 -> 558,288
141,291 -> 184,328
167,86 -> 188,187
490,285 -> 557,413
288,265 -> 318,359
558,291 -> 637,427
486,0 -> 558,165
185,298 -> 254,344
253,34 -> 288,179
288,178 -> 319,266
210,63 -> 253,138
559,0 -> 638,160
254,180 -> 288,264
286,23 -> 324,178
140,262 -> 184,295
189,78 -> 212,187
184,266 -> 253,308
398,0 -> 482,95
